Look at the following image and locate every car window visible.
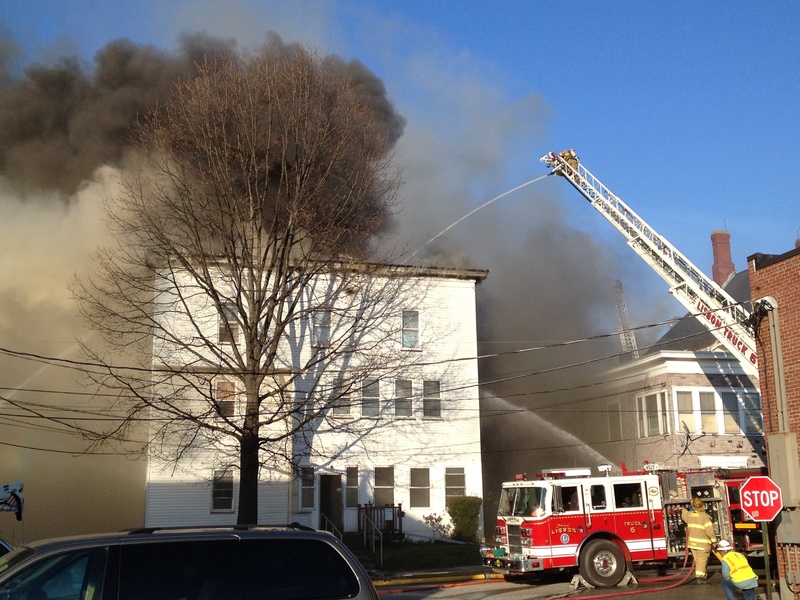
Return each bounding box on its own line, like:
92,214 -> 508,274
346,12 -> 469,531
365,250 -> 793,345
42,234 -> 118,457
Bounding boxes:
0,547 -> 107,600
119,540 -> 239,600
241,538 -> 360,600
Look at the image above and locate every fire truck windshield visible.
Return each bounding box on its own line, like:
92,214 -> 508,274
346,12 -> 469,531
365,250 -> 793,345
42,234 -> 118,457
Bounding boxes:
498,485 -> 548,517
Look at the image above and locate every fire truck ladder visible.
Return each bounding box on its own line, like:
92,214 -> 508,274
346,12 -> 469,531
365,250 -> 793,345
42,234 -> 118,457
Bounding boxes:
614,280 -> 640,360
541,150 -> 758,377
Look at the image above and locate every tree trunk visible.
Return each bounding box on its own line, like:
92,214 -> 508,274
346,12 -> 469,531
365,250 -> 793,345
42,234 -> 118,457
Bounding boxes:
238,428 -> 259,524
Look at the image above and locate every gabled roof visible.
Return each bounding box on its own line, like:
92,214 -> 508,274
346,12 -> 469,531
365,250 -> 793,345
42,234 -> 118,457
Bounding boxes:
645,270 -> 751,354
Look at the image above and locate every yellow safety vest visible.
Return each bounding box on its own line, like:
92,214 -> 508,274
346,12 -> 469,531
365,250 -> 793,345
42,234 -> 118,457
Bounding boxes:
682,509 -> 716,550
722,552 -> 757,583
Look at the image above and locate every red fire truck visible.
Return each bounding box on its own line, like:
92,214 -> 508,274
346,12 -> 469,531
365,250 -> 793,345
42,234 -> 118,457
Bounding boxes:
483,464 -> 760,587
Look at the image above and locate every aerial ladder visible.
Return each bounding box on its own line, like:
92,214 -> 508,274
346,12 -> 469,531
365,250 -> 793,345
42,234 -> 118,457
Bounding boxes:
614,280 -> 640,360
541,150 -> 758,378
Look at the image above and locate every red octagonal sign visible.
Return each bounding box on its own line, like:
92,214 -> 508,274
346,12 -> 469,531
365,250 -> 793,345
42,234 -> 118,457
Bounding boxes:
740,476 -> 783,522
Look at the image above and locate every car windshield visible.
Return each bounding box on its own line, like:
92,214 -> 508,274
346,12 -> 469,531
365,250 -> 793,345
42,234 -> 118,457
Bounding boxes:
498,485 -> 548,517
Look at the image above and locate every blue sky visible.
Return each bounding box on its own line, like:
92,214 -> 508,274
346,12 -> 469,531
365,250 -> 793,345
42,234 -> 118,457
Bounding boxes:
1,0 -> 799,340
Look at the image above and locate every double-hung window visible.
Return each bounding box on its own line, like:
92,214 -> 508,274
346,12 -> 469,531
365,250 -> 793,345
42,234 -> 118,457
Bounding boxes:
361,380 -> 380,417
423,380 -> 441,418
218,301 -> 239,344
374,467 -> 394,506
401,311 -> 419,349
212,469 -> 234,511
410,468 -> 430,508
394,379 -> 412,417
215,379 -> 236,418
637,391 -> 668,437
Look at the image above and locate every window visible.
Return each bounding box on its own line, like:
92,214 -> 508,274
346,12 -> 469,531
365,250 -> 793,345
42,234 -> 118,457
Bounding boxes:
361,380 -> 380,417
300,467 -> 315,509
219,301 -> 239,344
212,469 -> 234,511
312,309 -> 331,346
394,379 -> 412,417
410,468 -> 430,508
558,486 -> 580,512
614,482 -> 643,508
637,391 -> 668,437
700,391 -> 718,434
0,548 -> 108,600
346,467 -> 359,507
423,380 -> 441,418
374,467 -> 394,506
590,484 -> 608,510
676,390 -> 693,432
607,402 -> 621,442
401,310 -> 419,349
215,379 -> 236,418
445,467 -> 465,499
721,392 -> 741,433
743,393 -> 763,434
120,541 -> 238,600
331,380 -> 351,417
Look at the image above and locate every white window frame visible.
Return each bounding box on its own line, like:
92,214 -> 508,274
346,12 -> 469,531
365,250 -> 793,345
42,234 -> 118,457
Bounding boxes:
300,466 -> 315,509
672,388 -> 762,436
211,469 -> 234,512
346,466 -> 359,508
401,310 -> 420,349
423,380 -> 442,418
394,379 -> 413,417
361,380 -> 380,417
374,467 -> 394,506
636,391 -> 669,438
215,379 -> 236,418
445,467 -> 466,499
410,468 -> 431,508
312,309 -> 332,347
218,301 -> 239,344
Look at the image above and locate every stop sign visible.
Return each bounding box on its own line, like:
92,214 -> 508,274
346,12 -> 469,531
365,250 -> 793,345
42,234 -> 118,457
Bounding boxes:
740,476 -> 783,522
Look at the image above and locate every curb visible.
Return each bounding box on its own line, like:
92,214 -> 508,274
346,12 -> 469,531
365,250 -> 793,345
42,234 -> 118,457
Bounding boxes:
372,571 -> 505,587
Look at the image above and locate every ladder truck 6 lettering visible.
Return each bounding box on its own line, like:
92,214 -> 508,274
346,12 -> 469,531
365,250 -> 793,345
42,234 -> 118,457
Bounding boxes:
540,150 -> 759,376
483,465 -> 761,587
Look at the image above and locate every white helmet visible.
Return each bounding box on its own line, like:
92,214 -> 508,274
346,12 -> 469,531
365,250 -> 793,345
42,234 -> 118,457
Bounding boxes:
717,540 -> 733,551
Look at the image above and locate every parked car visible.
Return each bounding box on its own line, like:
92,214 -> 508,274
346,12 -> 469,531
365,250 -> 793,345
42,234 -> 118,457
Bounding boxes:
0,538 -> 11,557
0,524 -> 378,600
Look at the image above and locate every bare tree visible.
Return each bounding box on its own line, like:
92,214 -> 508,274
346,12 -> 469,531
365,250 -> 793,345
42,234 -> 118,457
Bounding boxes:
74,41 -> 412,524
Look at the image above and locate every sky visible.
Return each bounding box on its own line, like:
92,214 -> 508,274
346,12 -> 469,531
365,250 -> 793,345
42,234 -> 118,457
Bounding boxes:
1,0 -> 799,539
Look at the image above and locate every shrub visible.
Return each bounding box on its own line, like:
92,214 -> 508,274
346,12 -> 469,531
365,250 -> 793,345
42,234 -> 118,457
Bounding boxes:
423,513 -> 452,539
446,496 -> 482,542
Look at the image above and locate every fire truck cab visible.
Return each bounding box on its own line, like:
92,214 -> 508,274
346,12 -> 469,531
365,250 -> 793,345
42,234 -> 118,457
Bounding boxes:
484,464 -> 735,587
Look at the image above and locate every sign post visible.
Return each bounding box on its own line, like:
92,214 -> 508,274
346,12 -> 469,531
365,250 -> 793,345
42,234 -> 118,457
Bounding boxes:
739,476 -> 783,600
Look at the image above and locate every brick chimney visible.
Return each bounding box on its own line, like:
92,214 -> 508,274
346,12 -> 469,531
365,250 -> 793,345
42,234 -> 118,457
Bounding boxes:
711,230 -> 735,286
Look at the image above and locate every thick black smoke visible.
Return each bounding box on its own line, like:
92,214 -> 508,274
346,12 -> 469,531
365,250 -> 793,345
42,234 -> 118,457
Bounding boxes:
0,31 -> 404,195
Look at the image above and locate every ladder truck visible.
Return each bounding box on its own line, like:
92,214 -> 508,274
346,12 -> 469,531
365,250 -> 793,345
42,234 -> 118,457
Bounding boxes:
540,150 -> 758,378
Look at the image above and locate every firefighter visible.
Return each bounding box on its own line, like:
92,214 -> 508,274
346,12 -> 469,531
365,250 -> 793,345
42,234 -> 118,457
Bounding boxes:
716,539 -> 759,600
681,497 -> 716,583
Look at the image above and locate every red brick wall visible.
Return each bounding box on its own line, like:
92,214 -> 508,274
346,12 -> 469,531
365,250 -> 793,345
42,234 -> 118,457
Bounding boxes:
749,249 -> 800,442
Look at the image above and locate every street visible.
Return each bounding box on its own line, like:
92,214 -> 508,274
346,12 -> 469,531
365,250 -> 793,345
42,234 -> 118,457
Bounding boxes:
377,566 -> 773,600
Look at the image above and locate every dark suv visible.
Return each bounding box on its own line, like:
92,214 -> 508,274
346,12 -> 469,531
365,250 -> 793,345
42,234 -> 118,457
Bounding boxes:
0,524 -> 378,600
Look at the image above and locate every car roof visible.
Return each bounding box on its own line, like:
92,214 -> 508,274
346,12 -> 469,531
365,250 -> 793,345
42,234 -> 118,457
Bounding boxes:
19,524 -> 336,552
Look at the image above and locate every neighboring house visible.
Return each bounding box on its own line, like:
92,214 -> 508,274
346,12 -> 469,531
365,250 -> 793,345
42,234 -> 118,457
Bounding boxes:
547,232 -> 765,473
747,239 -> 800,599
145,264 -> 487,541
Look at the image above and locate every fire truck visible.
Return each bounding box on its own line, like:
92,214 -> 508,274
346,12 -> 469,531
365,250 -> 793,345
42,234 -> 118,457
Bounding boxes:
483,464 -> 762,587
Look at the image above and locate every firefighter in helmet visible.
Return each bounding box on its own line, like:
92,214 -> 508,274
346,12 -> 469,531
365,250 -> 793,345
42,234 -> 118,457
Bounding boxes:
716,539 -> 759,600
681,497 -> 717,583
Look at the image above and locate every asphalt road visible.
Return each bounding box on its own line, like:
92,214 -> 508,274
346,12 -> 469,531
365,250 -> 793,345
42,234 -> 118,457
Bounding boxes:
376,567 -> 773,600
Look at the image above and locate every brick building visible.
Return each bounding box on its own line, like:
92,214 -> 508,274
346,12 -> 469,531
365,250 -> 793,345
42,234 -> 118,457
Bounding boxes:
748,240 -> 800,599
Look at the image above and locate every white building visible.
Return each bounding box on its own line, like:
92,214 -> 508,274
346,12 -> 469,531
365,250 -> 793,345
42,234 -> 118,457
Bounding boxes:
144,264 -> 487,541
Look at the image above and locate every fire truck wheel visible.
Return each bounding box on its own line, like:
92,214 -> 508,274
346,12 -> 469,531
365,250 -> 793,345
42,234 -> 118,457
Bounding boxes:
578,539 -> 626,587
